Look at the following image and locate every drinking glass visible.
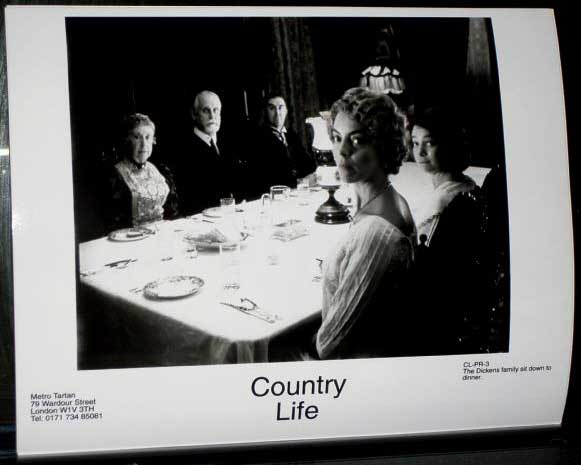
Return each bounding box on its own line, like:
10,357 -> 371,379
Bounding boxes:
265,237 -> 282,266
159,232 -> 198,262
219,242 -> 241,291
270,185 -> 290,203
261,185 -> 291,226
296,178 -> 310,206
220,197 -> 236,217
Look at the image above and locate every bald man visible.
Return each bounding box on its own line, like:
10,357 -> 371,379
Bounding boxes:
174,90 -> 244,215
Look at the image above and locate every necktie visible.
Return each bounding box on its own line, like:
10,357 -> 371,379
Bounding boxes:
272,129 -> 287,146
210,138 -> 220,157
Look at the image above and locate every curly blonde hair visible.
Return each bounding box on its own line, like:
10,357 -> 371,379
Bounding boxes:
330,87 -> 408,175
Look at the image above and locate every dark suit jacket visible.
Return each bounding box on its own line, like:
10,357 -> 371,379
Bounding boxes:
172,132 -> 243,216
249,126 -> 317,193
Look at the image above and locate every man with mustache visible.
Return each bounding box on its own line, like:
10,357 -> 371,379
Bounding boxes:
175,90 -> 243,215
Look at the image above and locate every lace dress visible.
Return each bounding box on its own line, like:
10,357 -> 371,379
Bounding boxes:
106,158 -> 178,230
317,215 -> 416,359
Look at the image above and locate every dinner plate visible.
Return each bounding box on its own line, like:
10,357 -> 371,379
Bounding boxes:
143,275 -> 204,300
202,207 -> 223,218
108,227 -> 154,242
202,205 -> 245,218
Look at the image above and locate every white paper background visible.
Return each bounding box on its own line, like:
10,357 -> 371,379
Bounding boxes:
6,6 -> 574,458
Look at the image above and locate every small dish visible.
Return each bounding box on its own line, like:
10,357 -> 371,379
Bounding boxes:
108,227 -> 154,242
143,275 -> 204,300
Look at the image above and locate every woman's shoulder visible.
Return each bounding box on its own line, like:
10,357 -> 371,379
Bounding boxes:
448,182 -> 483,209
437,175 -> 476,196
350,215 -> 414,253
112,158 -> 127,172
108,161 -> 126,186
437,183 -> 484,238
355,214 -> 410,234
393,189 -> 416,236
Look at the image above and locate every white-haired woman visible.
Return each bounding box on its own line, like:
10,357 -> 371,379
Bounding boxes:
105,113 -> 178,230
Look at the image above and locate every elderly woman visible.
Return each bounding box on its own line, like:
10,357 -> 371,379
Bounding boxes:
314,88 -> 416,360
105,113 -> 178,230
409,105 -> 487,354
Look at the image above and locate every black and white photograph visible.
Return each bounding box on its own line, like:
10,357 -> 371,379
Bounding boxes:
6,6 -> 573,458
68,15 -> 510,369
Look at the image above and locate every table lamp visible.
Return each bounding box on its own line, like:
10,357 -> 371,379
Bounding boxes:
314,166 -> 350,224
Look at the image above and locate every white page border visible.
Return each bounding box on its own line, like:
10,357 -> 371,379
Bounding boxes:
6,6 -> 574,458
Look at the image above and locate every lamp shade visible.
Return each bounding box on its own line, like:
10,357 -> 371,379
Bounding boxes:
305,115 -> 333,152
360,65 -> 405,95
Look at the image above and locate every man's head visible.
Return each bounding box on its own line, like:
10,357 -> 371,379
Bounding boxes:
265,95 -> 288,131
192,90 -> 222,137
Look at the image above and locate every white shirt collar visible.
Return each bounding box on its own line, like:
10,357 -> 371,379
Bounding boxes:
270,125 -> 287,134
193,126 -> 218,147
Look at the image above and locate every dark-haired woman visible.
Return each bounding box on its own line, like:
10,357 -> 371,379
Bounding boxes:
410,106 -> 478,243
410,106 -> 487,354
105,113 -> 178,230
314,87 -> 416,360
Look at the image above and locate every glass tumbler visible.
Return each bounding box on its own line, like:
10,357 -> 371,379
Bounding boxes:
219,242 -> 241,291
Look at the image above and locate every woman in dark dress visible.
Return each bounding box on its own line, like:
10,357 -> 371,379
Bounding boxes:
409,105 -> 487,354
105,113 -> 178,230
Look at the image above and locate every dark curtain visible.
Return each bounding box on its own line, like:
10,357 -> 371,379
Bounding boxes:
269,18 -> 321,149
464,18 -> 504,167
466,18 -> 493,90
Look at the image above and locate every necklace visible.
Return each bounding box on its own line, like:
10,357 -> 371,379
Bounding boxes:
350,180 -> 392,224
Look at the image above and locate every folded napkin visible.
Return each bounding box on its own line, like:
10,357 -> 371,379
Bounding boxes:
184,223 -> 242,244
271,223 -> 309,242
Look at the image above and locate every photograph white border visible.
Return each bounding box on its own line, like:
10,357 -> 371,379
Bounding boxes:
6,6 -> 574,458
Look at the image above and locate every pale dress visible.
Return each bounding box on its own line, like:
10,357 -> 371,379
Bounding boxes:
317,215 -> 415,359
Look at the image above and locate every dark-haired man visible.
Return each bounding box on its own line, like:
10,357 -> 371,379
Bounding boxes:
252,95 -> 316,192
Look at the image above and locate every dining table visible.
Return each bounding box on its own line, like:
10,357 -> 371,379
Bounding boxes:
77,162 -> 491,368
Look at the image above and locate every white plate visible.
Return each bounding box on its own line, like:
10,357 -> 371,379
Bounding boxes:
202,207 -> 223,218
108,227 -> 154,242
202,205 -> 245,217
143,275 -> 204,300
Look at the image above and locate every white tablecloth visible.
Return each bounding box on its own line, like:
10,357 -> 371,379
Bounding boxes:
78,162 -> 490,367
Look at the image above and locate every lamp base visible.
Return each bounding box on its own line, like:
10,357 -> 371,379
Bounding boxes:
315,186 -> 351,225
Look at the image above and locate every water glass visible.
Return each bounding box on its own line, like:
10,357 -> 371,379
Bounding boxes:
220,197 -> 236,216
297,178 -> 310,206
219,242 -> 241,290
262,185 -> 291,226
160,232 -> 198,262
270,185 -> 290,203
265,237 -> 282,266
